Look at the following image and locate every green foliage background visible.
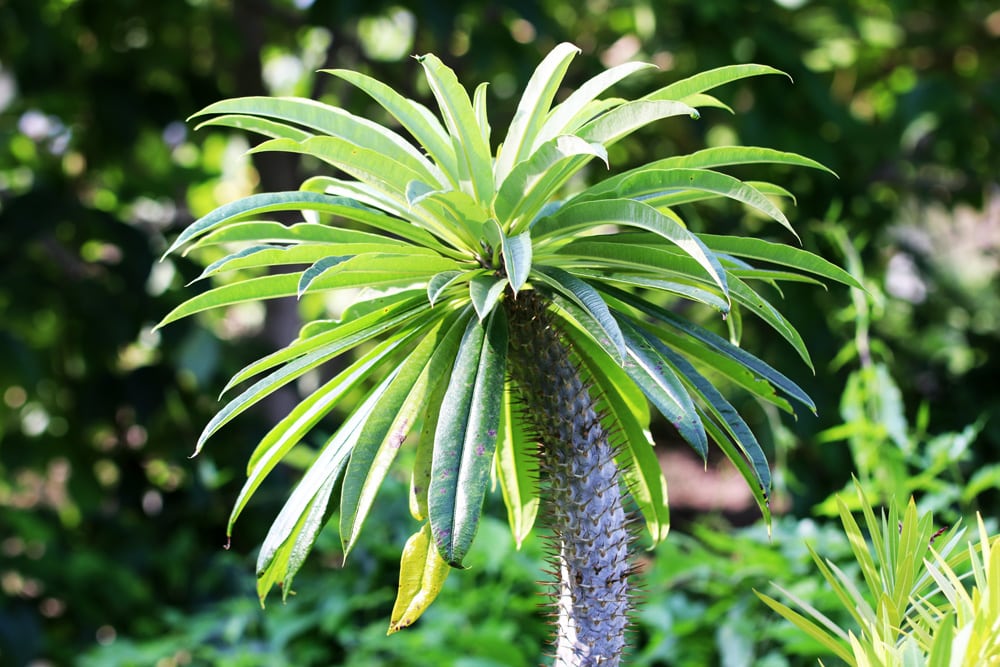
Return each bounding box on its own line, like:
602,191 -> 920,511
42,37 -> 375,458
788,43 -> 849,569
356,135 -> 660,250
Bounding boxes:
1,1 -> 997,665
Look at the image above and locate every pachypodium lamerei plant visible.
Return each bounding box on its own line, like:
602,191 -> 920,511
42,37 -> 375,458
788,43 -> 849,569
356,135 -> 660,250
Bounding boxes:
160,43 -> 859,665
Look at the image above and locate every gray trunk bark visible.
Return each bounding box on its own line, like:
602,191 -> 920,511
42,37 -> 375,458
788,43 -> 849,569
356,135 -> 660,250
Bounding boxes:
506,293 -> 631,667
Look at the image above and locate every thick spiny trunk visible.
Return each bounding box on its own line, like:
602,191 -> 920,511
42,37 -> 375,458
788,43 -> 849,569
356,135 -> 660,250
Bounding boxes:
506,293 -> 631,667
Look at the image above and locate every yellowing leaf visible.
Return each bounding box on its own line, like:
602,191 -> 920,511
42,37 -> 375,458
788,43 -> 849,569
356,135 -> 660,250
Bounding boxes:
388,522 -> 451,634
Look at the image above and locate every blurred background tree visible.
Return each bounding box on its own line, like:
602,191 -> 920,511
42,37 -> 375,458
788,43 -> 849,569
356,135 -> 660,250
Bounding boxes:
1,0 -> 996,665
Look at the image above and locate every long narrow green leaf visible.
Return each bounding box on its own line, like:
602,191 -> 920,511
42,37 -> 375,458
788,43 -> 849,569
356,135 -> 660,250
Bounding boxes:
255,374 -> 394,597
197,242 -> 436,282
322,68 -> 459,186
726,267 -> 824,287
537,60 -> 656,146
166,191 -> 441,256
428,309 -> 508,566
540,198 -> 730,302
198,309 -> 438,453
609,168 -> 797,239
339,310 -> 467,556
495,382 -> 540,549
195,114 -> 312,141
644,64 -> 788,101
600,283 -> 813,412
616,316 -> 708,458
250,137 -> 429,209
702,417 -> 772,527
190,221 -> 414,250
495,42 -> 580,183
729,274 -> 813,370
495,134 -> 607,227
755,589 -> 855,664
192,96 -> 444,188
641,327 -> 771,495
578,271 -> 729,313
300,253 -> 465,296
228,337 -> 402,534
158,273 -> 300,328
577,100 -> 699,147
699,234 -> 864,289
222,294 -> 429,393
533,265 -> 626,361
551,238 -> 729,310
255,470 -> 339,603
416,54 -> 494,202
648,145 -> 836,177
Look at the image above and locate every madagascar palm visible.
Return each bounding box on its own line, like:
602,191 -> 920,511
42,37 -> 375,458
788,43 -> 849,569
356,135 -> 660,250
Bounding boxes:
160,43 -> 858,665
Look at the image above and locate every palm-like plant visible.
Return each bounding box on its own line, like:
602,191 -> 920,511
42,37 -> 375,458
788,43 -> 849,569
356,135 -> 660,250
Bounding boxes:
160,43 -> 858,665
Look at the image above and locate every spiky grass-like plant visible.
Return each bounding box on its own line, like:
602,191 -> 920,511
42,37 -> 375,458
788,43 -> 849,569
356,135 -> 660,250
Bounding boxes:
757,481 -> 1000,666
160,44 -> 859,665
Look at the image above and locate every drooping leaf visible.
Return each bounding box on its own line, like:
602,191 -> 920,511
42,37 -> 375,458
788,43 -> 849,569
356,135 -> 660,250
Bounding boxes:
388,522 -> 452,634
601,168 -> 797,239
228,337 -> 402,534
577,270 -> 729,314
340,310 -> 468,556
728,274 -> 813,371
428,309 -> 508,566
640,328 -> 772,496
495,382 -> 540,548
615,316 -> 708,459
533,265 -> 626,361
255,375 -> 394,600
601,283 -> 814,412
703,418 -> 773,530
255,470 -> 339,603
699,234 -> 864,289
